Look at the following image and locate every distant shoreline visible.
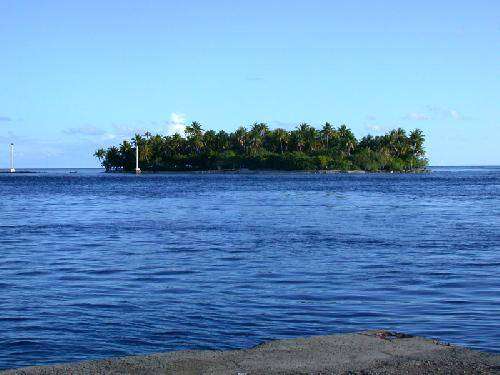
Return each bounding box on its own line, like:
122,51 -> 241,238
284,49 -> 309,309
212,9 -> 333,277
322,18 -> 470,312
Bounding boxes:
2,331 -> 498,374
104,168 -> 431,174
0,168 -> 431,174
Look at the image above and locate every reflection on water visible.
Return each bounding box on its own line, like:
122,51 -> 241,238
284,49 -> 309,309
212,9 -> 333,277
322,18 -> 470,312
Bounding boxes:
0,167 -> 499,369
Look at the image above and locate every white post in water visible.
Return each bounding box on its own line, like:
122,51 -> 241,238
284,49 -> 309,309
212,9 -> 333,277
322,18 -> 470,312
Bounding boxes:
135,145 -> 141,174
10,143 -> 15,173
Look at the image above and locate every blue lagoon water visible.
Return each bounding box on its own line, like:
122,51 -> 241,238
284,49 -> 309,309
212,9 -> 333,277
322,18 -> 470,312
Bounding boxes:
0,167 -> 499,369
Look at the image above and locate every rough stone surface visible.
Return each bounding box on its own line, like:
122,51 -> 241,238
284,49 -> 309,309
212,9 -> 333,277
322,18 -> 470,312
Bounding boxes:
2,331 -> 499,374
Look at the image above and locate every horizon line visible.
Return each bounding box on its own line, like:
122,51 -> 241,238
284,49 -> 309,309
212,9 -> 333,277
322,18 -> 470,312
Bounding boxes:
1,165 -> 500,170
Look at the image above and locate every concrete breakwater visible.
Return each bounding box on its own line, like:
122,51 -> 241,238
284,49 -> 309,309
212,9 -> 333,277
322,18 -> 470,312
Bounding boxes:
2,331 -> 499,374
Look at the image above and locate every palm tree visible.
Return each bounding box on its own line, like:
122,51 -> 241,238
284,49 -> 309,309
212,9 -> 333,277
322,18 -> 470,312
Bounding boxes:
94,148 -> 106,164
203,130 -> 217,153
408,128 -> 425,170
359,135 -> 374,150
233,126 -> 248,153
321,122 -> 336,150
185,121 -> 203,135
169,133 -> 185,155
249,122 -> 269,151
216,130 -> 230,152
386,128 -> 409,159
296,123 -> 319,151
149,134 -> 165,170
272,128 -> 289,153
131,134 -> 152,166
106,146 -> 121,171
337,125 -> 357,157
185,121 -> 204,154
291,130 -> 304,152
409,129 -> 425,157
292,123 -> 310,152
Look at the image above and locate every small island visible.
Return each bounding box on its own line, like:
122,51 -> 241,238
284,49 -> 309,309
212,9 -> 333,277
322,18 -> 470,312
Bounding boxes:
94,122 -> 427,172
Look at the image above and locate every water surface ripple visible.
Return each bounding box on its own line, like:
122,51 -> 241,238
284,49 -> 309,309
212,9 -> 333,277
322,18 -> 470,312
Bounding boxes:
0,167 -> 499,369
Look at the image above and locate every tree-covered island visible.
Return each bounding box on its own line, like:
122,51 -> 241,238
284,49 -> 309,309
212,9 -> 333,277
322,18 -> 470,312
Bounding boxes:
94,122 -> 427,172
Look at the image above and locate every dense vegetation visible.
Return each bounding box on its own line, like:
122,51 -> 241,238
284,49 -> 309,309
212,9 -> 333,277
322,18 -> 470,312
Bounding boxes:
94,122 -> 427,172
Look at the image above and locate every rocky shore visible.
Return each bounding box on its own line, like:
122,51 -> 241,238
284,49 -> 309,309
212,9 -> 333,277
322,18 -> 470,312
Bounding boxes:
2,330 -> 499,374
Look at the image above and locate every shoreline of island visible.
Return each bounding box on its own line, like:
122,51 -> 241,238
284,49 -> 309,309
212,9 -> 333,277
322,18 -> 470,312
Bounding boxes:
0,168 -> 431,175
2,330 -> 498,374
103,167 -> 431,174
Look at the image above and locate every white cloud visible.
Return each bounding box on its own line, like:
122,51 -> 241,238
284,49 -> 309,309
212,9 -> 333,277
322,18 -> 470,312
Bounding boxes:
428,106 -> 465,120
62,125 -> 133,142
404,112 -> 430,121
101,132 -> 118,141
60,112 -> 188,143
166,112 -> 186,135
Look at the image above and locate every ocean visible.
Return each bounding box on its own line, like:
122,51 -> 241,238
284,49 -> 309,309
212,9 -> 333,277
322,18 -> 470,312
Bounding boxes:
0,167 -> 499,369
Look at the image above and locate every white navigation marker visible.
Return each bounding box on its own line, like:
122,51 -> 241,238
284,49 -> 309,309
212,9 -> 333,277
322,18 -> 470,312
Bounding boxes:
135,145 -> 141,174
10,143 -> 15,173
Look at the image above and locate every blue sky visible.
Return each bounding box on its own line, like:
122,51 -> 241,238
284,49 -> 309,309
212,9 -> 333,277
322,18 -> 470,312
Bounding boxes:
0,1 -> 498,167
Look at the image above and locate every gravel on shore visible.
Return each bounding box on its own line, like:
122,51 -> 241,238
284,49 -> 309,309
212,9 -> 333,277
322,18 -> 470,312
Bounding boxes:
2,330 -> 499,374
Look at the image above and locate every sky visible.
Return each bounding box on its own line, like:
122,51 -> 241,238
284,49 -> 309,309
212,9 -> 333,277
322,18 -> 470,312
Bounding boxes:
0,1 -> 499,167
